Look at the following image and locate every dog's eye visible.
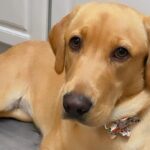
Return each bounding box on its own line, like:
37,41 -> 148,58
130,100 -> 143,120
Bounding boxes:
69,36 -> 82,52
111,47 -> 130,61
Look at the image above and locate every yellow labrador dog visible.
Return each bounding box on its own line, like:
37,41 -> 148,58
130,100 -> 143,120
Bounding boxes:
1,2 -> 150,150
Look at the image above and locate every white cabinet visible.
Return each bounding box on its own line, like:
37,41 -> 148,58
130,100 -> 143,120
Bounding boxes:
0,0 -> 150,46
0,0 -> 49,45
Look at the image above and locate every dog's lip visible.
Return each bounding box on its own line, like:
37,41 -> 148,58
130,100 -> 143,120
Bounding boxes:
63,112 -> 85,121
62,112 -> 102,127
62,112 -> 88,124
62,108 -> 109,127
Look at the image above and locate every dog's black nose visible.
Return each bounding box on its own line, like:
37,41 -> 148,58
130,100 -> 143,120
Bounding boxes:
63,92 -> 92,118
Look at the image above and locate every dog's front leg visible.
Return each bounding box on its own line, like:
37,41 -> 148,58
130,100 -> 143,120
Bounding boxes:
40,131 -> 65,150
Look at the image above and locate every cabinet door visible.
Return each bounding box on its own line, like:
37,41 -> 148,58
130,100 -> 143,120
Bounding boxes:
0,0 -> 49,45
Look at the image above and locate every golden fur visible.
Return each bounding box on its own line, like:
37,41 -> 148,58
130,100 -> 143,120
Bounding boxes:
1,2 -> 150,150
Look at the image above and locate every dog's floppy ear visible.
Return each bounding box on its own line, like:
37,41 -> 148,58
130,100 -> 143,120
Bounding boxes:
49,6 -> 80,74
144,16 -> 150,88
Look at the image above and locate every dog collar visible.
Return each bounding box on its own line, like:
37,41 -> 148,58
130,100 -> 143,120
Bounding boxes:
104,116 -> 140,139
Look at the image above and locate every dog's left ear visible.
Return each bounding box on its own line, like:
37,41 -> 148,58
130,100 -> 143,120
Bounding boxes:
49,6 -> 80,74
144,16 -> 150,88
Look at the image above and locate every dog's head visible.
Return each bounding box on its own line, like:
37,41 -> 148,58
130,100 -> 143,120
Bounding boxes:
49,3 -> 150,127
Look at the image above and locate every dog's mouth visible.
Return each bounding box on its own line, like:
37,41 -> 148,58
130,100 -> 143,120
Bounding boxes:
62,112 -> 87,124
62,105 -> 112,127
62,111 -> 110,127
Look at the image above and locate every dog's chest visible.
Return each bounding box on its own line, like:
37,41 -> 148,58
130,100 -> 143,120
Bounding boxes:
69,124 -> 150,150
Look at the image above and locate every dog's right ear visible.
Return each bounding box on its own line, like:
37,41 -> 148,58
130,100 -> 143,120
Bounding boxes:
144,16 -> 150,88
49,6 -> 80,74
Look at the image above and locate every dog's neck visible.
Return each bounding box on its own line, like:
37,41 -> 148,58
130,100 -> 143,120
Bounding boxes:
105,90 -> 150,139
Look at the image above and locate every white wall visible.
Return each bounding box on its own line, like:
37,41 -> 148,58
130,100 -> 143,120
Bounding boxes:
1,0 -> 149,48
51,0 -> 150,25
